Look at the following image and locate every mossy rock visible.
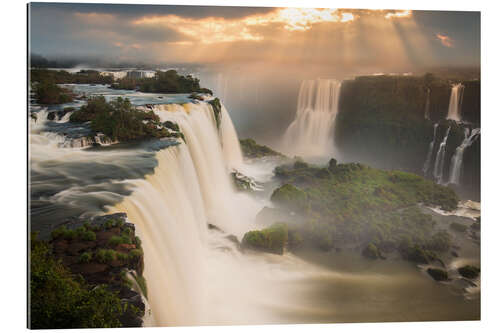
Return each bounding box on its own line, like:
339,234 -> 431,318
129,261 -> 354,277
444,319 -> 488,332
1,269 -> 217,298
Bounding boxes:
270,184 -> 308,211
242,223 -> 288,255
427,268 -> 448,281
362,243 -> 381,260
458,265 -> 480,279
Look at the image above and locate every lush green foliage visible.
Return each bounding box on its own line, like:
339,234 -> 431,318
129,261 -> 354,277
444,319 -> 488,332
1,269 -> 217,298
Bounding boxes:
70,96 -> 182,142
33,81 -> 74,105
335,74 -> 480,173
31,69 -> 113,85
270,184 -> 308,211
111,70 -> 212,94
96,249 -> 118,263
239,138 -> 283,158
271,161 -> 457,256
51,225 -> 96,242
242,223 -> 289,254
30,234 -> 124,329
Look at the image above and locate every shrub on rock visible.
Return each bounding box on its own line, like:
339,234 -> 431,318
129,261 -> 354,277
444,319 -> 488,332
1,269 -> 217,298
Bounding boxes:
242,223 -> 288,255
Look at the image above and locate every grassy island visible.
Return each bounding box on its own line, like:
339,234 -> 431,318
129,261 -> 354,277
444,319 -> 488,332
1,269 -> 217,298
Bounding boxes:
267,158 -> 458,259
110,70 -> 213,95
33,80 -> 74,105
239,138 -> 283,158
69,96 -> 184,142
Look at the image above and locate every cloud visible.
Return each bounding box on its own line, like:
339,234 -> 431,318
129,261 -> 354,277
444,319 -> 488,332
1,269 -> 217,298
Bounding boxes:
384,10 -> 412,19
29,4 -> 478,69
435,33 -> 454,47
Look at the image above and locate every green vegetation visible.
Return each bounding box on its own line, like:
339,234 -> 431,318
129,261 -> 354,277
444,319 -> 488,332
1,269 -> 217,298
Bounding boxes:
108,235 -> 132,247
70,96 -> 183,142
239,138 -> 283,158
208,98 -> 222,129
96,249 -> 117,264
335,74 -> 480,173
30,234 -> 124,328
270,161 -> 457,259
270,184 -> 309,211
242,223 -> 289,255
129,249 -> 143,260
458,265 -> 480,279
31,69 -> 113,85
427,268 -> 448,281
51,225 -> 96,242
33,81 -> 74,105
79,252 -> 92,263
111,70 -> 212,94
362,243 -> 381,259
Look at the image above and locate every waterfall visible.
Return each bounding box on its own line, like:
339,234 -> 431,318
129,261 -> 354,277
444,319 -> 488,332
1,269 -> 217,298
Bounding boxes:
282,79 -> 342,156
448,128 -> 480,185
433,127 -> 451,184
446,83 -> 465,122
423,123 -> 438,174
109,100 -> 311,326
149,102 -> 245,234
424,88 -> 430,120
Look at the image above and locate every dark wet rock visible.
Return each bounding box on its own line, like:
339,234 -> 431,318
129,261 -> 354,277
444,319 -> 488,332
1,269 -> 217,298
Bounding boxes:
225,234 -> 240,247
47,111 -> 56,121
208,223 -> 222,232
427,268 -> 448,281
458,265 -> 480,279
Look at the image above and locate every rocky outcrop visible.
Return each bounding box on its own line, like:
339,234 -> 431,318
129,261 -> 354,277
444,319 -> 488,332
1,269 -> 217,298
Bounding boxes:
458,265 -> 480,279
242,223 -> 289,255
50,213 -> 147,327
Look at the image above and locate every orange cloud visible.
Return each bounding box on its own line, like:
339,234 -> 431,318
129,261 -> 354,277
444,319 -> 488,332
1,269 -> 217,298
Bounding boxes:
384,10 -> 412,19
436,33 -> 454,47
132,8 -> 359,44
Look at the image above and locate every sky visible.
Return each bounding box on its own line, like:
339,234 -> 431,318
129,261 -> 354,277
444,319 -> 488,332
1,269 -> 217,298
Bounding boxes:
29,3 -> 480,71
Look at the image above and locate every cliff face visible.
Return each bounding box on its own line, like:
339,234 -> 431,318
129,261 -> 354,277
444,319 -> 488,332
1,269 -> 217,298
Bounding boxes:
47,213 -> 146,328
334,75 -> 480,200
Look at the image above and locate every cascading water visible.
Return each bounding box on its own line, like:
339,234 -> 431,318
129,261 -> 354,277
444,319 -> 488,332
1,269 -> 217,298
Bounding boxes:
423,123 -> 438,174
448,128 -> 480,185
446,83 -> 465,122
109,100 -> 320,326
282,79 -> 342,156
433,126 -> 451,184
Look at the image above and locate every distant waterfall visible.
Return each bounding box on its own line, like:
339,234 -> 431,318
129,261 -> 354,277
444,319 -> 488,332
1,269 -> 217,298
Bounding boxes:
448,128 -> 480,185
446,83 -> 465,122
423,123 -> 438,174
282,79 -> 342,156
424,88 -> 431,120
433,126 -> 451,184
